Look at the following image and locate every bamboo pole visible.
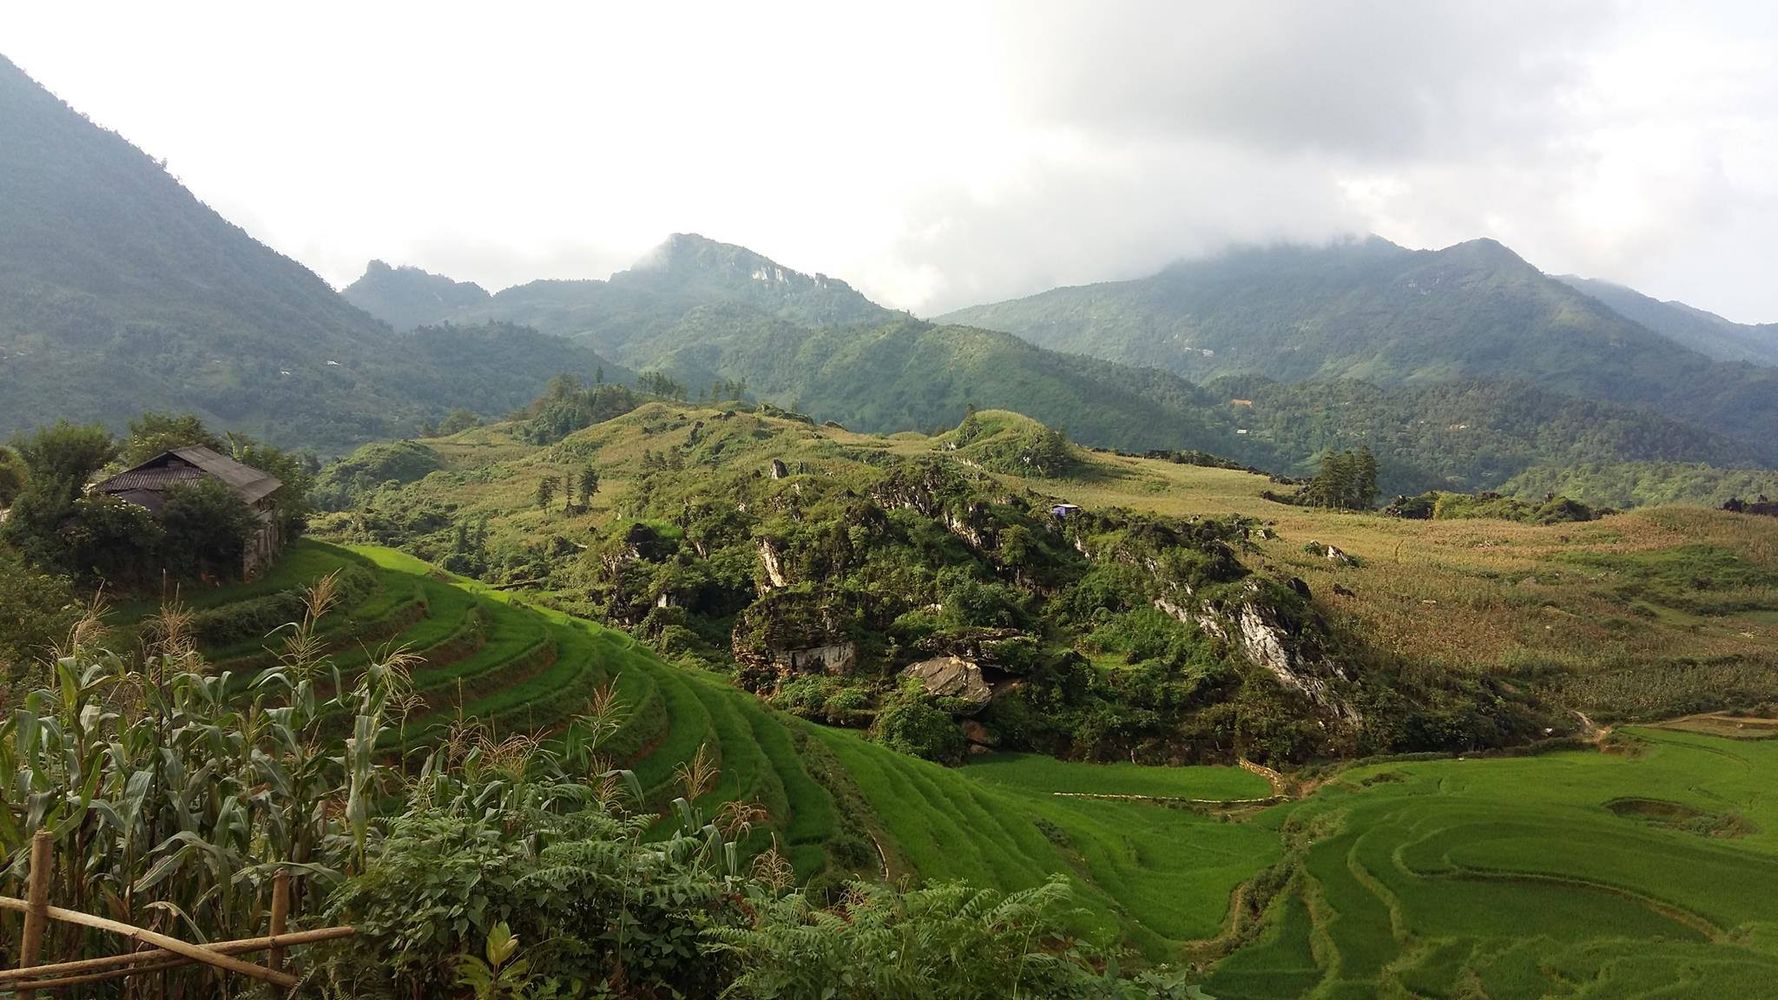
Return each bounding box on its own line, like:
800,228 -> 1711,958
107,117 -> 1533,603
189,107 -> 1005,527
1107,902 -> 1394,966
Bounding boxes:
0,898 -> 298,988
268,870 -> 290,977
0,926 -> 355,983
17,829 -> 53,1000
9,957 -> 189,991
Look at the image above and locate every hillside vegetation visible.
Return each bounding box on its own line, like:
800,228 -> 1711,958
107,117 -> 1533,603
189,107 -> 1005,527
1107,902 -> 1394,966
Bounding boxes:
1560,274 -> 1778,366
312,402 -> 1778,746
343,237 -> 1774,493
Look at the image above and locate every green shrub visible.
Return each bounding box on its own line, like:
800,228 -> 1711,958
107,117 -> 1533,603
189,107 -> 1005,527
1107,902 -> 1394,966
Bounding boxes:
873,694 -> 966,764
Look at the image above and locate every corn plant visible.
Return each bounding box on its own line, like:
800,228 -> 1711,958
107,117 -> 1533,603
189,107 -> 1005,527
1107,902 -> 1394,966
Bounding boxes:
0,573 -> 411,987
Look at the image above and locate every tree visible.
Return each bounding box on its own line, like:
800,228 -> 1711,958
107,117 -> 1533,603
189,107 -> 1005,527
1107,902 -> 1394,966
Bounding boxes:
0,446 -> 24,506
122,411 -> 224,465
225,433 -> 316,539
1294,447 -> 1379,510
435,408 -> 482,436
535,476 -> 558,509
159,477 -> 257,578
578,467 -> 601,505
956,403 -> 983,444
61,493 -> 164,584
2,422 -> 118,572
1353,446 -> 1380,509
0,549 -> 77,680
11,421 -> 116,492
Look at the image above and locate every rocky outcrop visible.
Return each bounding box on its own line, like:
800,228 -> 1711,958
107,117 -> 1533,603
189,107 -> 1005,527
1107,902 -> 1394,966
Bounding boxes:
1305,541 -> 1354,565
778,642 -> 858,675
758,537 -> 791,589
961,718 -> 997,752
732,590 -> 862,688
902,656 -> 993,714
1157,579 -> 1358,723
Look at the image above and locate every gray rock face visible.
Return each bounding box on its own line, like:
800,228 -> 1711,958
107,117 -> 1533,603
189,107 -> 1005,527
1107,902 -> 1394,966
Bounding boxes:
902,655 -> 993,714
1156,580 -> 1358,722
758,537 -> 790,589
779,642 -> 858,676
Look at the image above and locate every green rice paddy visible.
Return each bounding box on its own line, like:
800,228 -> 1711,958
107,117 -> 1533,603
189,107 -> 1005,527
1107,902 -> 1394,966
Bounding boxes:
1208,729 -> 1778,998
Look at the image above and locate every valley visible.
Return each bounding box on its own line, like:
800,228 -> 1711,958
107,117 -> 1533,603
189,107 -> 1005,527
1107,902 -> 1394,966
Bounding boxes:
5,22 -> 1778,995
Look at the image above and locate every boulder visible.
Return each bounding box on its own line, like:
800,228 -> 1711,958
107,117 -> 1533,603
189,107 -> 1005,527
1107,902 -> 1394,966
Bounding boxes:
902,655 -> 993,714
1305,540 -> 1354,565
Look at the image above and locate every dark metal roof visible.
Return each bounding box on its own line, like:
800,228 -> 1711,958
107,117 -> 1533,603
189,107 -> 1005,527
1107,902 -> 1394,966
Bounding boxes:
93,446 -> 282,506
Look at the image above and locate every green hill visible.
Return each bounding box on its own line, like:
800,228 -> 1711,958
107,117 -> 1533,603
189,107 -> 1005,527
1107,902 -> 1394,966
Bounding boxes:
0,55 -> 619,451
340,259 -> 491,331
1558,274 -> 1778,366
940,237 -> 1778,460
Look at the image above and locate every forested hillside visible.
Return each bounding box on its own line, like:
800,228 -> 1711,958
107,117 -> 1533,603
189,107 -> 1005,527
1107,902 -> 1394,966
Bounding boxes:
1558,274 -> 1778,366
0,56 -> 621,451
340,259 -> 491,331
940,237 -> 1778,459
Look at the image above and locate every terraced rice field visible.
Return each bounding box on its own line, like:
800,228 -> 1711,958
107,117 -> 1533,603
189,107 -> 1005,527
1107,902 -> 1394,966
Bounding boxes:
1208,728 -> 1778,998
136,541 -> 1277,954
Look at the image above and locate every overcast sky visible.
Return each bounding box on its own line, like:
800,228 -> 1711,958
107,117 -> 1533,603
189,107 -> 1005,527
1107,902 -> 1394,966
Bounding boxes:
4,1 -> 1775,321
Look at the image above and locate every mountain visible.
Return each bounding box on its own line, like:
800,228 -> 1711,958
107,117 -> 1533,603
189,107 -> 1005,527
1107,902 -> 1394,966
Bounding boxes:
347,236 -> 1236,450
0,55 -> 616,451
341,260 -> 490,332
348,233 -> 895,343
939,237 -> 1778,458
1557,275 -> 1778,366
349,235 -> 1770,490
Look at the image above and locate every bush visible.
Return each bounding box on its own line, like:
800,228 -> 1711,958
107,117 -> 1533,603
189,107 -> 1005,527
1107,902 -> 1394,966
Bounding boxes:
872,694 -> 966,764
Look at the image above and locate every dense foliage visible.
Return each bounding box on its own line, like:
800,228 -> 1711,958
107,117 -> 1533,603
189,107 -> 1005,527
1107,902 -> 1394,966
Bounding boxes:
1384,490 -> 1604,525
0,595 -> 1188,999
1502,460 -> 1778,510
1265,448 -> 1378,510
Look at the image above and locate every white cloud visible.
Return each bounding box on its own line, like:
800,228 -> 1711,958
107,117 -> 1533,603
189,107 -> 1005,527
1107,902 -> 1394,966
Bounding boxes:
2,0 -> 1774,320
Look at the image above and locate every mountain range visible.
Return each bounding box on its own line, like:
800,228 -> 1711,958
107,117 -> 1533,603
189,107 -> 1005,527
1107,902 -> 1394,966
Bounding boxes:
939,237 -> 1778,459
4,49 -> 1775,495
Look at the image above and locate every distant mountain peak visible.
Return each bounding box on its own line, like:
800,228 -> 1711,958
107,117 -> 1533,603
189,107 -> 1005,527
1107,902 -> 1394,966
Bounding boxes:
341,260 -> 490,331
627,232 -> 852,292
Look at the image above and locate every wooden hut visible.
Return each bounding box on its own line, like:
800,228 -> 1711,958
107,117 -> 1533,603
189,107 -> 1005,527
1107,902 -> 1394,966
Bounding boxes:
92,446 -> 284,577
